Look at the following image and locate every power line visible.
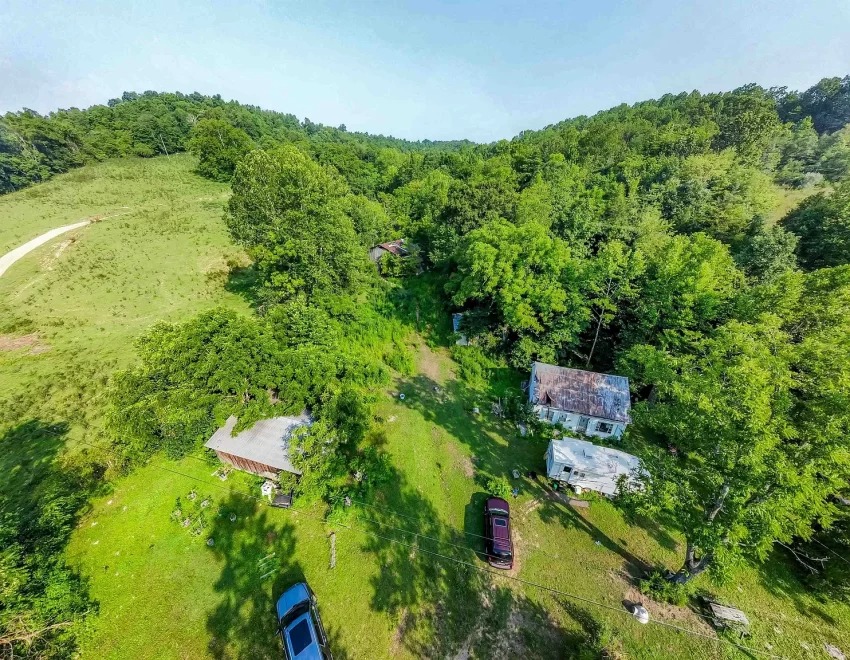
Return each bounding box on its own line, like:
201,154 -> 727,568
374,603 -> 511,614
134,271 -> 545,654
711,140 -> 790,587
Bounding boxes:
346,493 -> 850,639
124,458 -> 783,658
812,538 -> 850,567
65,440 -> 822,654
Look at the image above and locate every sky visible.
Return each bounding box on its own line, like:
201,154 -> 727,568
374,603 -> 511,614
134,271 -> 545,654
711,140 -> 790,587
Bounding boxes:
1,0 -> 849,142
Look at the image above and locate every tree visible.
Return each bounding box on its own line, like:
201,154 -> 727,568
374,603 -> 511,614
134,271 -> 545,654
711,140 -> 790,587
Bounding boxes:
583,240 -> 644,367
781,75 -> 850,134
621,319 -> 798,583
656,150 -> 776,242
447,219 -> 588,367
226,146 -> 370,303
623,233 -> 743,348
734,222 -> 798,283
713,85 -> 783,163
783,181 -> 850,270
187,118 -> 254,181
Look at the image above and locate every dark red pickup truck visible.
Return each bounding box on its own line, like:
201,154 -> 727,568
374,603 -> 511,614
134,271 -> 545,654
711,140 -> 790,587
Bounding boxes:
483,497 -> 514,569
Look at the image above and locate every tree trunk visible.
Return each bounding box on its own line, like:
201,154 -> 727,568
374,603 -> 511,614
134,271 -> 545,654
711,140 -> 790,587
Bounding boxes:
585,312 -> 603,368
669,541 -> 713,584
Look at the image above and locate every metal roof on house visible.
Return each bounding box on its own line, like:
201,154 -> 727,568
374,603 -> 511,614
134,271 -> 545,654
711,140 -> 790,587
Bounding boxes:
205,415 -> 310,475
373,239 -> 408,256
530,362 -> 631,423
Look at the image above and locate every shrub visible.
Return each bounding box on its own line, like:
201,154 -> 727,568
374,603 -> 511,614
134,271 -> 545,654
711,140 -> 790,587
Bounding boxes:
639,569 -> 692,606
486,476 -> 512,500
450,345 -> 494,390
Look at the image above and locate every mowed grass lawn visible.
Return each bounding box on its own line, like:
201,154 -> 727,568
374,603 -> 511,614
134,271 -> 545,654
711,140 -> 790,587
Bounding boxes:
68,342 -> 850,659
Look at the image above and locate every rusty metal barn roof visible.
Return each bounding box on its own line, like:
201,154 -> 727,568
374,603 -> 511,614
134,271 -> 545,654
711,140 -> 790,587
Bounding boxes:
530,362 -> 631,423
374,239 -> 408,256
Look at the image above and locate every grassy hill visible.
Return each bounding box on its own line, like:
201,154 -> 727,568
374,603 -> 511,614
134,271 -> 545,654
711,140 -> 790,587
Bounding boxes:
0,154 -> 249,444
2,156 -> 849,659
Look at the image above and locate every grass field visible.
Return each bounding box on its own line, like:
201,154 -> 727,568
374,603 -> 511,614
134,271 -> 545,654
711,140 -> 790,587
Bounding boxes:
0,154 -> 249,444
66,341 -> 850,659
4,157 -> 850,659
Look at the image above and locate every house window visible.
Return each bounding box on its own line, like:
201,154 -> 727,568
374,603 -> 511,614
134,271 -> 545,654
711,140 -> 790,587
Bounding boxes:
596,421 -> 614,434
545,408 -> 555,421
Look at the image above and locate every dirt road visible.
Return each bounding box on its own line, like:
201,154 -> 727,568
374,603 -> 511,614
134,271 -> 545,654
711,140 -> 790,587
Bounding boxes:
0,221 -> 91,278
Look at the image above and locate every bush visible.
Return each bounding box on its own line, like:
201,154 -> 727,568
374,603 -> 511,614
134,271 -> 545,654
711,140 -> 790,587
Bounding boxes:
486,475 -> 512,500
639,569 -> 692,606
450,345 -> 494,391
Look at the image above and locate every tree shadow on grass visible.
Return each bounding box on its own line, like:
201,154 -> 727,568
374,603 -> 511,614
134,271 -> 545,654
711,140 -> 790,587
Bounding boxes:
537,493 -> 652,579
753,546 -> 841,628
359,465 -> 487,657
205,494 -> 304,660
359,471 -> 579,658
224,265 -> 265,309
0,420 -> 96,658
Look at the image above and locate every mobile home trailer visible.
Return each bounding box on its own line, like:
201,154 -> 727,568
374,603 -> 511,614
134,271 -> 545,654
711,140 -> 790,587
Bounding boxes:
545,437 -> 641,497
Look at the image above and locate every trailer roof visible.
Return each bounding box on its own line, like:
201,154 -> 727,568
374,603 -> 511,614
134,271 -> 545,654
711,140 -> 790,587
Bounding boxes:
549,437 -> 641,480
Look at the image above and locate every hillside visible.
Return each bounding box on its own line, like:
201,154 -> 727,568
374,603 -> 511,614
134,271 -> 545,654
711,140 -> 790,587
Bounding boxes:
0,155 -> 249,446
1,74 -> 850,660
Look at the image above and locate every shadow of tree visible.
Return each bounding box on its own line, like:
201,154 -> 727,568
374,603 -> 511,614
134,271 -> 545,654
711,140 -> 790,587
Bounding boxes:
205,494 -> 304,659
359,465 -> 487,657
0,420 -> 96,658
537,493 -> 651,578
466,586 -> 577,659
224,265 -> 264,309
754,546 -> 841,628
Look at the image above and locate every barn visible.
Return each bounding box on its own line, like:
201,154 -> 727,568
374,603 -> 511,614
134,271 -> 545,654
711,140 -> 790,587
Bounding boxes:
204,414 -> 310,479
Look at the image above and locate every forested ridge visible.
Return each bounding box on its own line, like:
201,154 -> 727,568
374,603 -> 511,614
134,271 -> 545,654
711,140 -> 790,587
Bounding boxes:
2,75 -> 850,657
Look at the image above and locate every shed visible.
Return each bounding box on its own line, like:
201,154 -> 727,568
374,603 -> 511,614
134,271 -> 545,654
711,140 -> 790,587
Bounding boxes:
452,313 -> 469,346
205,414 -> 310,480
545,437 -> 642,497
369,239 -> 409,262
529,362 -> 631,438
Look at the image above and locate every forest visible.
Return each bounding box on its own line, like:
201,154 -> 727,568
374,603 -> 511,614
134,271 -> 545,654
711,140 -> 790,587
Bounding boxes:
1,75 -> 850,657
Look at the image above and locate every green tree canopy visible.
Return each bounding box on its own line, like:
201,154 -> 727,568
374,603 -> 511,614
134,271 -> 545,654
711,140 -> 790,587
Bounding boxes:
783,181 -> 850,270
226,146 -> 371,304
187,118 -> 254,181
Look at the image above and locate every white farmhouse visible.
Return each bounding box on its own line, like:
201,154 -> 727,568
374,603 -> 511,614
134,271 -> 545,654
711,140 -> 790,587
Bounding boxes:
528,362 -> 631,439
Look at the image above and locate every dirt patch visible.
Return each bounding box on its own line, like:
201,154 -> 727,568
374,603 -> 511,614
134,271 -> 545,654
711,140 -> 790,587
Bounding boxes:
0,333 -> 49,354
445,440 -> 475,478
390,608 -> 414,656
416,342 -> 452,384
621,581 -> 716,634
40,237 -> 77,271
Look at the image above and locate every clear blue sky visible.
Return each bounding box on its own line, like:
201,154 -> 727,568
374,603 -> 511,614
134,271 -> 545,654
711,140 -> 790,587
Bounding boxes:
2,0 -> 849,141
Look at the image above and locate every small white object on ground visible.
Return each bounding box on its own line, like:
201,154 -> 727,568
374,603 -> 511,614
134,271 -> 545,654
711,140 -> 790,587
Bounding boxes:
261,481 -> 275,501
825,643 -> 846,660
632,604 -> 649,624
399,393 -> 406,400
206,538 -> 214,547
329,532 -> 337,569
512,469 -> 520,479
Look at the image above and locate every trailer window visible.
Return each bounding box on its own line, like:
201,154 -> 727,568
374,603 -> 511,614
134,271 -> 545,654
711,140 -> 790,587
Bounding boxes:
596,421 -> 614,434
